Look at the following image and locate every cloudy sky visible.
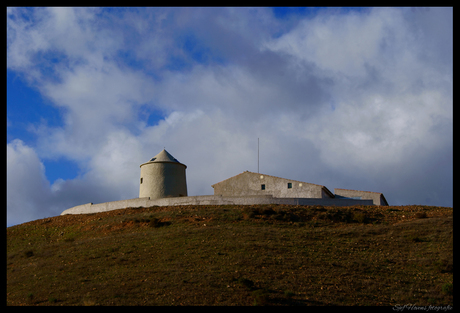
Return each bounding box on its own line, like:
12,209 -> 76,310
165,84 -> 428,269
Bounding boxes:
7,7 -> 452,226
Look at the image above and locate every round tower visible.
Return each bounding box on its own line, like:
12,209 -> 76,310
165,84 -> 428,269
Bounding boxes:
139,149 -> 187,200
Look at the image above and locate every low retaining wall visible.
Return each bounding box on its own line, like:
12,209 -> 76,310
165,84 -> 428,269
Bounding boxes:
60,195 -> 374,215
60,198 -> 152,215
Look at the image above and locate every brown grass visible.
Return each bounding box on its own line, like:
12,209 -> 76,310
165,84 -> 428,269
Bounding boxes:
7,204 -> 453,306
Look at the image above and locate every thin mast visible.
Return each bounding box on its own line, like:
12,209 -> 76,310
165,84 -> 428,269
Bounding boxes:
258,138 -> 259,173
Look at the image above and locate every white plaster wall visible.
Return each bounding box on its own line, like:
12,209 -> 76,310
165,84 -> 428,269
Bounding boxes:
139,162 -> 187,199
212,172 -> 329,198
334,189 -> 388,206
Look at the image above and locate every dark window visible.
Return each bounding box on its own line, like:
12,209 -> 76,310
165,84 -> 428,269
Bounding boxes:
140,177 -> 143,184
261,184 -> 265,190
287,183 -> 292,189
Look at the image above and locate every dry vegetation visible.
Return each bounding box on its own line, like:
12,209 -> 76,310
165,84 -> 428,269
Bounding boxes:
7,204 -> 453,306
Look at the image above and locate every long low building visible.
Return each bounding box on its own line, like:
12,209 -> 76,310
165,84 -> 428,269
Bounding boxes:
211,171 -> 388,206
60,150 -> 388,215
211,171 -> 335,199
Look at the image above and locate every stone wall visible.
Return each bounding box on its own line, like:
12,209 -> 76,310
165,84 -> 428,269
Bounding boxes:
61,195 -> 374,215
60,198 -> 152,215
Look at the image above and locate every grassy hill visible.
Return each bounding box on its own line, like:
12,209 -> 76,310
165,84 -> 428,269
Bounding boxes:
7,204 -> 453,306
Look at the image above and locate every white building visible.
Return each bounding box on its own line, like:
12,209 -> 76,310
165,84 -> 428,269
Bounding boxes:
139,149 -> 187,200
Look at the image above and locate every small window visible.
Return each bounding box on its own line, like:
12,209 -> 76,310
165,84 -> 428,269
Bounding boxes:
261,184 -> 265,190
287,183 -> 292,189
140,177 -> 143,184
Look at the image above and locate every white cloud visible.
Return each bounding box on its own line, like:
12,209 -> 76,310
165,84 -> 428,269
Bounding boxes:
263,9 -> 389,76
260,8 -> 452,173
86,129 -> 143,196
7,140 -> 51,225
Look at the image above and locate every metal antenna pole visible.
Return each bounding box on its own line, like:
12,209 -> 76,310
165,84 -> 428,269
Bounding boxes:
258,138 -> 259,173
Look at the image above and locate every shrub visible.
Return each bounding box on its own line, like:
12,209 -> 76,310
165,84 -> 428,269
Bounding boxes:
313,205 -> 326,212
82,299 -> 97,306
415,212 -> 427,219
26,293 -> 34,302
252,289 -> 269,306
411,236 -> 427,243
149,218 -> 161,228
238,277 -> 255,290
442,283 -> 453,296
24,250 -> 34,258
322,210 -> 353,223
243,207 -> 257,214
149,218 -> 171,228
353,212 -> 367,223
243,208 -> 256,220
434,259 -> 453,273
284,290 -> 294,298
288,214 -> 300,222
261,208 -> 275,216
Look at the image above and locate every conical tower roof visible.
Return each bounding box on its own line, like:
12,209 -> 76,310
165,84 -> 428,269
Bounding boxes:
149,149 -> 181,163
140,149 -> 186,168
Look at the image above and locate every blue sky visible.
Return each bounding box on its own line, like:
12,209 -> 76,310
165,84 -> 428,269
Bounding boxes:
7,7 -> 453,227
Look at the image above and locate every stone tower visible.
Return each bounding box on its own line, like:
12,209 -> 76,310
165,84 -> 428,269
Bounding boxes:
139,149 -> 187,200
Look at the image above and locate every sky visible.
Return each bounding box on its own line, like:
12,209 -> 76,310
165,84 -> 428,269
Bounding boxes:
7,7 -> 453,227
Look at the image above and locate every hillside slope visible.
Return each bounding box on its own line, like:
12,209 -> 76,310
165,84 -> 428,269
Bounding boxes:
7,204 -> 453,306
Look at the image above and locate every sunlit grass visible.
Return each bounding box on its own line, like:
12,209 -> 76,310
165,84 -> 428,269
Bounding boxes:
7,204 -> 452,306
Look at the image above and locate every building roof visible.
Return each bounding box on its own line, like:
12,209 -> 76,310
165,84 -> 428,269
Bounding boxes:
149,149 -> 180,163
140,149 -> 186,167
334,188 -> 383,195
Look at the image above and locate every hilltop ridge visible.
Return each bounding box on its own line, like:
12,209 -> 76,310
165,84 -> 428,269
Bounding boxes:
7,204 -> 453,306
